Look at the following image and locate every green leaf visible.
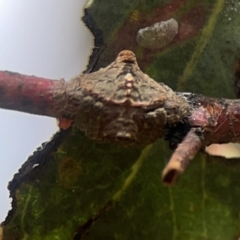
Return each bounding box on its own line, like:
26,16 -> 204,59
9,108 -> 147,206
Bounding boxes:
2,0 -> 240,239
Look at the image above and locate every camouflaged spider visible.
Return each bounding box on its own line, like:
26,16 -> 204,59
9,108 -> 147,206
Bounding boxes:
57,50 -> 189,147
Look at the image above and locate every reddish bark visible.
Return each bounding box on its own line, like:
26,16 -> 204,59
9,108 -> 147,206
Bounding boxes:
188,95 -> 240,145
163,95 -> 240,185
0,71 -> 60,117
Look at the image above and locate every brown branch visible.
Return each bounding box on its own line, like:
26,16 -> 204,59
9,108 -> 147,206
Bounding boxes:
162,128 -> 202,185
187,94 -> 240,145
0,71 -> 61,117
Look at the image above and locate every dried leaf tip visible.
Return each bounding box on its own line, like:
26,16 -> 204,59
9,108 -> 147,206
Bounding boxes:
162,128 -> 203,186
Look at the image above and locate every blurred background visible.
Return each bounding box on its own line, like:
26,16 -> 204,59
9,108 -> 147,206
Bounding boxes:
0,0 -> 92,221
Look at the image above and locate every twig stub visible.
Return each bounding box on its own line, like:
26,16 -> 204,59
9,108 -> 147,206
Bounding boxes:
162,128 -> 203,185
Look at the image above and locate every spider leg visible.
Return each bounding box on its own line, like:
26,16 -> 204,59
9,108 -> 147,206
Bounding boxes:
57,117 -> 73,130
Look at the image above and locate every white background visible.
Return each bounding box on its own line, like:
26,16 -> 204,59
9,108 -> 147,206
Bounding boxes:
0,0 -> 92,221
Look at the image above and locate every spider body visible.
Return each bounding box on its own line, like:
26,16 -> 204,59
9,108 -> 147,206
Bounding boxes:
64,50 -> 189,146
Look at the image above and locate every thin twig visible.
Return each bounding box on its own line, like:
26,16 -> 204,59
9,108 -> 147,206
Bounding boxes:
162,128 -> 202,185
